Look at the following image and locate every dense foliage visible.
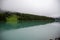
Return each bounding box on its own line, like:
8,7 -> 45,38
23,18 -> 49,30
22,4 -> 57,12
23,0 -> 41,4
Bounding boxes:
0,11 -> 55,23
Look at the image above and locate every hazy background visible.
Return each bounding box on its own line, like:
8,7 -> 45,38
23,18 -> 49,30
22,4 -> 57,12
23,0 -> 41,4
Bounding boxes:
0,0 -> 60,18
0,0 -> 60,40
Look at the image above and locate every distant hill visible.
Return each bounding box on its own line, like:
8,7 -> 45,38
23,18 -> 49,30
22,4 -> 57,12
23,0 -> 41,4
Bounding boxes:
0,11 -> 55,23
55,17 -> 60,22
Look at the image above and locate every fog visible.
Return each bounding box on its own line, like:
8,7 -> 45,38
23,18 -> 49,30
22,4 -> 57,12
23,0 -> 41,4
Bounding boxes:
0,0 -> 60,40
0,0 -> 2,10
0,0 -> 60,18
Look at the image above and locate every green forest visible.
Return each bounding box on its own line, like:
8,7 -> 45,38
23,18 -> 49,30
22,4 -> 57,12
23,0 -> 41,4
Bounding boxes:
0,11 -> 55,24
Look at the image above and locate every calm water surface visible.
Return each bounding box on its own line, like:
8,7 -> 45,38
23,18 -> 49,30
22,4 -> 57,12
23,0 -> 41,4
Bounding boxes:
1,22 -> 60,40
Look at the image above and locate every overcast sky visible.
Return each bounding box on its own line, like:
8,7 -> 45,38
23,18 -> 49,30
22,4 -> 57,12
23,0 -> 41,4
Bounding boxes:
1,0 -> 60,18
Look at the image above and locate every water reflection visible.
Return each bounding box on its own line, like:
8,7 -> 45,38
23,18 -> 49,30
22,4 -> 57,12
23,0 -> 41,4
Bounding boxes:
2,22 -> 60,40
0,20 -> 54,30
0,19 -> 60,40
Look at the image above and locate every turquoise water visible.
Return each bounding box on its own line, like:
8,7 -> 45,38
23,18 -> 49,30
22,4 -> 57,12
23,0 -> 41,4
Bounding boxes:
0,20 -> 54,30
0,21 -> 60,40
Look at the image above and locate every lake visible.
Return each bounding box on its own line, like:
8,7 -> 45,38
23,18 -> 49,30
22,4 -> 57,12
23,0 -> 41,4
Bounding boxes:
1,21 -> 60,40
